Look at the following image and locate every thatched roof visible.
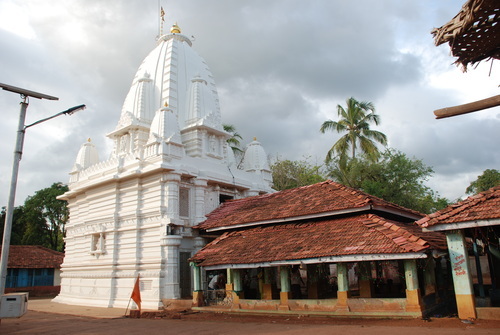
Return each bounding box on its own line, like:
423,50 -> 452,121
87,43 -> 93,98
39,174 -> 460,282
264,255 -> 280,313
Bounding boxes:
432,0 -> 500,71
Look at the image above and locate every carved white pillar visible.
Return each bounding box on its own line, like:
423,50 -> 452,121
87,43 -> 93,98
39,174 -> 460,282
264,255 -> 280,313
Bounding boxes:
162,235 -> 182,299
194,177 -> 208,224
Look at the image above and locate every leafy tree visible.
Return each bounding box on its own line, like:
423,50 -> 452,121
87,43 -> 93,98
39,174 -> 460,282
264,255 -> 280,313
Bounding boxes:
271,157 -> 326,191
21,183 -> 69,251
327,149 -> 448,214
466,169 -> 500,195
0,206 -> 28,245
320,97 -> 387,163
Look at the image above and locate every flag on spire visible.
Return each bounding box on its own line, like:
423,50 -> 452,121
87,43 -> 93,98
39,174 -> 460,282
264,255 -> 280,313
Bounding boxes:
131,275 -> 141,311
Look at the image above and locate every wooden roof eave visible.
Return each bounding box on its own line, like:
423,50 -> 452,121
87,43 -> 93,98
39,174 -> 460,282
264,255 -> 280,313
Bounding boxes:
200,252 -> 429,271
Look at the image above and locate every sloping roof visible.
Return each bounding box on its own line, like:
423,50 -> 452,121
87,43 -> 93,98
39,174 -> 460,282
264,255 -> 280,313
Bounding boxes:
432,0 -> 500,71
0,245 -> 64,269
196,180 -> 423,231
416,186 -> 500,229
191,214 -> 446,268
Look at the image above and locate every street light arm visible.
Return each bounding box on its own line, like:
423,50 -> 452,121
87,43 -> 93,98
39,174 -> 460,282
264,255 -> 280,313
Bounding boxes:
24,104 -> 86,129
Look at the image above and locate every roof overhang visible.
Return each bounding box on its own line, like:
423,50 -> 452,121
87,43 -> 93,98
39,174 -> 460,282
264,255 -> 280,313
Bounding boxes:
201,252 -> 428,271
204,205 -> 371,232
422,218 -> 500,232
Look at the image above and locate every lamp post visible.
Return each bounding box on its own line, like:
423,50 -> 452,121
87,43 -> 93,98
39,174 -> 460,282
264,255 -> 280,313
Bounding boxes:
0,82 -> 85,298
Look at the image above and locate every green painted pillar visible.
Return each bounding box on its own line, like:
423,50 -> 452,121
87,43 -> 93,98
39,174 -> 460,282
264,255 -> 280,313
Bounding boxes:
446,230 -> 476,319
233,269 -> 242,293
280,266 -> 290,293
336,262 -> 350,310
191,263 -> 202,291
279,266 -> 291,310
190,262 -> 204,307
337,263 -> 349,292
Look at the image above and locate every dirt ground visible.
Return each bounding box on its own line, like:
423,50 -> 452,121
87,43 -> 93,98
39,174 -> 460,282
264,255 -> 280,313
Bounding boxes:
2,310 -> 500,335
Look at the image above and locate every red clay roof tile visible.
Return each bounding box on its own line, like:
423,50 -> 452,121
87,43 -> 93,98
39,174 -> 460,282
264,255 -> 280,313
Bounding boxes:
191,214 -> 446,267
197,180 -> 423,231
416,186 -> 500,228
0,245 -> 64,269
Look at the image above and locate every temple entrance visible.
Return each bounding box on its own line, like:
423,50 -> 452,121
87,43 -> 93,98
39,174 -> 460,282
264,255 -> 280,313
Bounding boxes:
180,252 -> 192,298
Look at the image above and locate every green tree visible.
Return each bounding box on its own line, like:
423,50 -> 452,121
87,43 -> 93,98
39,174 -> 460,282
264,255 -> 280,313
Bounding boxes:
21,183 -> 69,251
0,206 -> 28,245
320,97 -> 387,163
327,149 -> 448,213
271,157 -> 326,191
465,169 -> 500,195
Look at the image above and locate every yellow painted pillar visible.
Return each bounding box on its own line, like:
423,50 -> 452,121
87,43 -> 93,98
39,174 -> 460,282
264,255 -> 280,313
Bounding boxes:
447,230 -> 477,320
404,259 -> 423,313
336,262 -> 350,311
279,266 -> 291,310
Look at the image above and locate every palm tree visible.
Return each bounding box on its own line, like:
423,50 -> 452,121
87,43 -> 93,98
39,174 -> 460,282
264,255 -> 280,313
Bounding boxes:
223,124 -> 243,155
320,97 -> 387,163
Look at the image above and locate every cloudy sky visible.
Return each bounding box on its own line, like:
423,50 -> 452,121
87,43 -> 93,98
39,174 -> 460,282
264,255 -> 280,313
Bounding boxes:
0,0 -> 499,207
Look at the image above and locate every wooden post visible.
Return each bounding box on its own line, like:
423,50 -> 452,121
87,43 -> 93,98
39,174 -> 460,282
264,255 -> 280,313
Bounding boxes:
434,94 -> 500,119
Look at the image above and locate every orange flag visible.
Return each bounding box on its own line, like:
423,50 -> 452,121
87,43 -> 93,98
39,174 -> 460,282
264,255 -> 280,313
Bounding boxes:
131,275 -> 141,310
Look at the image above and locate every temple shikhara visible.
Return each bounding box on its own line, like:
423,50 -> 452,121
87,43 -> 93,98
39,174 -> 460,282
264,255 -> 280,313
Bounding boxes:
54,23 -> 273,309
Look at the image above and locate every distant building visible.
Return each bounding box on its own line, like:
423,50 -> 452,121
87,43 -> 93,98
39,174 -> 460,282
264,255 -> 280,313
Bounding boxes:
54,24 -> 273,309
1,245 -> 63,297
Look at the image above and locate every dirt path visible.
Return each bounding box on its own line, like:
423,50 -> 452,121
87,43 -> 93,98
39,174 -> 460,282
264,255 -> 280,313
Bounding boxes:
2,310 -> 500,335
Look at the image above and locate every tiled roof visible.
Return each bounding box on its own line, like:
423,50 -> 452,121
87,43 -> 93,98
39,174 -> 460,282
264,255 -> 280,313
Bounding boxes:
197,180 -> 423,231
416,186 -> 500,228
0,245 -> 64,269
191,214 -> 446,267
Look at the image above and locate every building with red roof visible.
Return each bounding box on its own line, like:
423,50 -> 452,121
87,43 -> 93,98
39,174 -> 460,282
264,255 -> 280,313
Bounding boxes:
416,186 -> 500,320
190,181 -> 449,318
0,245 -> 64,297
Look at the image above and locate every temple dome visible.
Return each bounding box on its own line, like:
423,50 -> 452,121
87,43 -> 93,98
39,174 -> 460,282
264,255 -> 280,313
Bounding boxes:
72,139 -> 99,171
243,138 -> 270,172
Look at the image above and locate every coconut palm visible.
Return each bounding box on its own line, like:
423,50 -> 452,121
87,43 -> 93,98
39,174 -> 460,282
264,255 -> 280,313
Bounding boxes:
320,97 -> 387,163
223,124 -> 243,155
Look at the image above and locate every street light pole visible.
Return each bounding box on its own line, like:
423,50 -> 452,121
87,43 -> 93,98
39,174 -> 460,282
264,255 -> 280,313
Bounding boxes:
0,83 -> 85,298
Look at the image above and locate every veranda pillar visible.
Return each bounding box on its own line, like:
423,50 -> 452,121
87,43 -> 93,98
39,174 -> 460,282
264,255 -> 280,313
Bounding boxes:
447,230 -> 476,320
279,266 -> 291,310
191,263 -> 203,306
404,259 -> 423,314
262,267 -> 273,300
336,262 -> 350,311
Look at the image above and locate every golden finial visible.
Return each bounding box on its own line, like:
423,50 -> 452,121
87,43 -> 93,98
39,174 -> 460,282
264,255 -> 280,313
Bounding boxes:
253,137 -> 257,141
170,22 -> 181,34
87,138 -> 91,142
164,101 -> 169,107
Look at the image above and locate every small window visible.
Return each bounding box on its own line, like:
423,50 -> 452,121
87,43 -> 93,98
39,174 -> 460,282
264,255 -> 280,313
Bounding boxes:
179,188 -> 190,217
90,233 -> 106,255
219,194 -> 233,204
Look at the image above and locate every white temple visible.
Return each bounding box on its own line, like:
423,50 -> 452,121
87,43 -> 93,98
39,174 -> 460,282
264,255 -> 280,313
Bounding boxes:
54,23 -> 273,309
